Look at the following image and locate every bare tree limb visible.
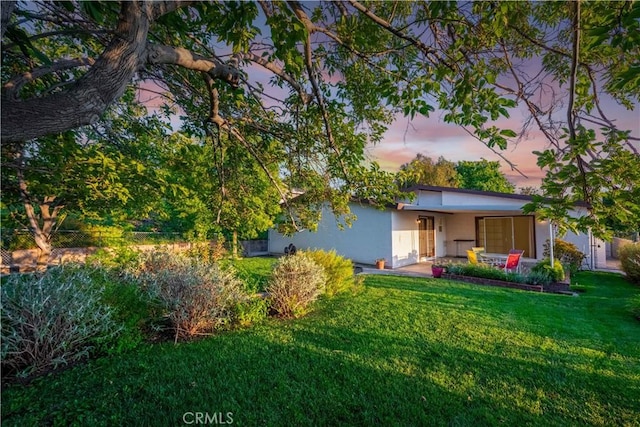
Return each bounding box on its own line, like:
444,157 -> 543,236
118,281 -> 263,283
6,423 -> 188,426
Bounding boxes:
567,1 -> 590,205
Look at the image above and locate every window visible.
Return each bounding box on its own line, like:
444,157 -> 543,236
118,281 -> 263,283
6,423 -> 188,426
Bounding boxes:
476,216 -> 535,257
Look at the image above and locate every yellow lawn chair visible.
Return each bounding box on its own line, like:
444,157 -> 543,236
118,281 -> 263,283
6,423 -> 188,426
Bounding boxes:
467,249 -> 480,265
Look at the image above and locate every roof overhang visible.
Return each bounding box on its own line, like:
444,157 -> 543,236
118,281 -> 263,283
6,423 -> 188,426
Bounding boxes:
399,204 -> 528,214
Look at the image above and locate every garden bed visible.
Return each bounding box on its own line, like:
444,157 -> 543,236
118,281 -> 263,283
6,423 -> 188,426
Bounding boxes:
442,273 -> 571,294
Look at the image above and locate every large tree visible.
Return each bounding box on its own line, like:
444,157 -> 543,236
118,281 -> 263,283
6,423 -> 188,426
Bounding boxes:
0,101 -> 171,266
455,159 -> 515,194
2,1 -> 638,239
397,155 -> 460,188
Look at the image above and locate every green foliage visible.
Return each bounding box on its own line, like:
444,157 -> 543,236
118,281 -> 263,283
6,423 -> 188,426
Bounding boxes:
234,297 -> 268,328
185,239 -> 227,264
86,246 -> 143,272
446,261 -> 563,286
455,159 -> 515,193
97,271 -> 159,355
138,252 -> 247,342
446,262 -> 518,281
302,249 -> 355,297
618,243 -> 640,285
267,253 -> 326,318
2,0 -> 638,245
531,258 -> 566,283
525,270 -> 555,287
396,155 -> 460,188
0,265 -> 121,378
543,239 -> 587,274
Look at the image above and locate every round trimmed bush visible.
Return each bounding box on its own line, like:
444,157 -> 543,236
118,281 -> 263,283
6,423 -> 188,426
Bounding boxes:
618,243 -> 640,284
267,253 -> 326,318
302,249 -> 355,297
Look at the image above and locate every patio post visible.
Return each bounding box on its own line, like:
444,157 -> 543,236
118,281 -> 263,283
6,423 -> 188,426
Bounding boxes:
549,220 -> 555,268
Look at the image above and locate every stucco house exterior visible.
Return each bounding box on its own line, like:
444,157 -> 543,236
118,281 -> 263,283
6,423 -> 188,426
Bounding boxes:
268,186 -> 607,270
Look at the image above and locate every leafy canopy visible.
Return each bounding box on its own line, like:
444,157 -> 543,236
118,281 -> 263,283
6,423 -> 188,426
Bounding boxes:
1,1 -> 638,238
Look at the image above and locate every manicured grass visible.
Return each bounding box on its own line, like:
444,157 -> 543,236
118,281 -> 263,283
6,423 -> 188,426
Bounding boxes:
3,270 -> 639,426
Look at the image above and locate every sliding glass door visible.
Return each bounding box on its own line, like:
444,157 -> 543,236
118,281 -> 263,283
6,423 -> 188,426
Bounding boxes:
476,216 -> 535,257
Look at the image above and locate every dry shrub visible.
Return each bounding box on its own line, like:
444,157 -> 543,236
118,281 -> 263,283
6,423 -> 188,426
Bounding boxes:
267,253 -> 326,318
139,252 -> 245,342
619,243 -> 640,285
1,265 -> 120,377
186,240 -> 227,263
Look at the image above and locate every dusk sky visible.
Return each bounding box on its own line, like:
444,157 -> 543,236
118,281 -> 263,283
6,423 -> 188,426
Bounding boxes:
138,4 -> 640,192
367,101 -> 640,189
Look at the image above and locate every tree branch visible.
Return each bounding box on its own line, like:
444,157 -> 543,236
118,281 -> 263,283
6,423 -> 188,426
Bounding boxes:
3,57 -> 96,99
1,1 -> 192,143
567,1 -> 590,205
288,1 -> 350,180
147,44 -> 240,88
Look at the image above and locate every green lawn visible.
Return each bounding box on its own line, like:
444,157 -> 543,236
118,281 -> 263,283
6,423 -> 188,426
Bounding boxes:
3,269 -> 639,426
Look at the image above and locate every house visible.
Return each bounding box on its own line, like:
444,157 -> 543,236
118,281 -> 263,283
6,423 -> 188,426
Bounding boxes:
268,186 -> 607,270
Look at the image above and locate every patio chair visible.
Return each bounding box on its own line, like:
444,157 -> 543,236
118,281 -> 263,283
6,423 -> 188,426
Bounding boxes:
466,249 -> 480,265
499,252 -> 522,273
509,249 -> 524,255
472,247 -> 485,254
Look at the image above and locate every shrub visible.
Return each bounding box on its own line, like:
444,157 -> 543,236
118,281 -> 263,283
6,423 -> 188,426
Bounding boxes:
86,246 -> 142,271
445,263 -> 513,281
446,262 -> 557,286
1,265 -> 120,377
267,253 -> 326,318
82,224 -> 130,247
98,273 -> 160,354
531,258 -> 565,283
139,252 -> 246,342
525,270 -> 555,286
223,257 -> 277,293
618,243 -> 640,285
302,249 -> 355,297
543,239 -> 586,274
186,240 -> 227,264
234,297 -> 268,327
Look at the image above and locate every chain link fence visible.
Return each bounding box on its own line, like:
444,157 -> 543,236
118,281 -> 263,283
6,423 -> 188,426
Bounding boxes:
1,230 -> 269,272
1,229 -> 186,251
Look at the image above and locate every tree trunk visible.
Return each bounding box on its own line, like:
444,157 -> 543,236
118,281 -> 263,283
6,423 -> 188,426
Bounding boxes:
16,153 -> 62,270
